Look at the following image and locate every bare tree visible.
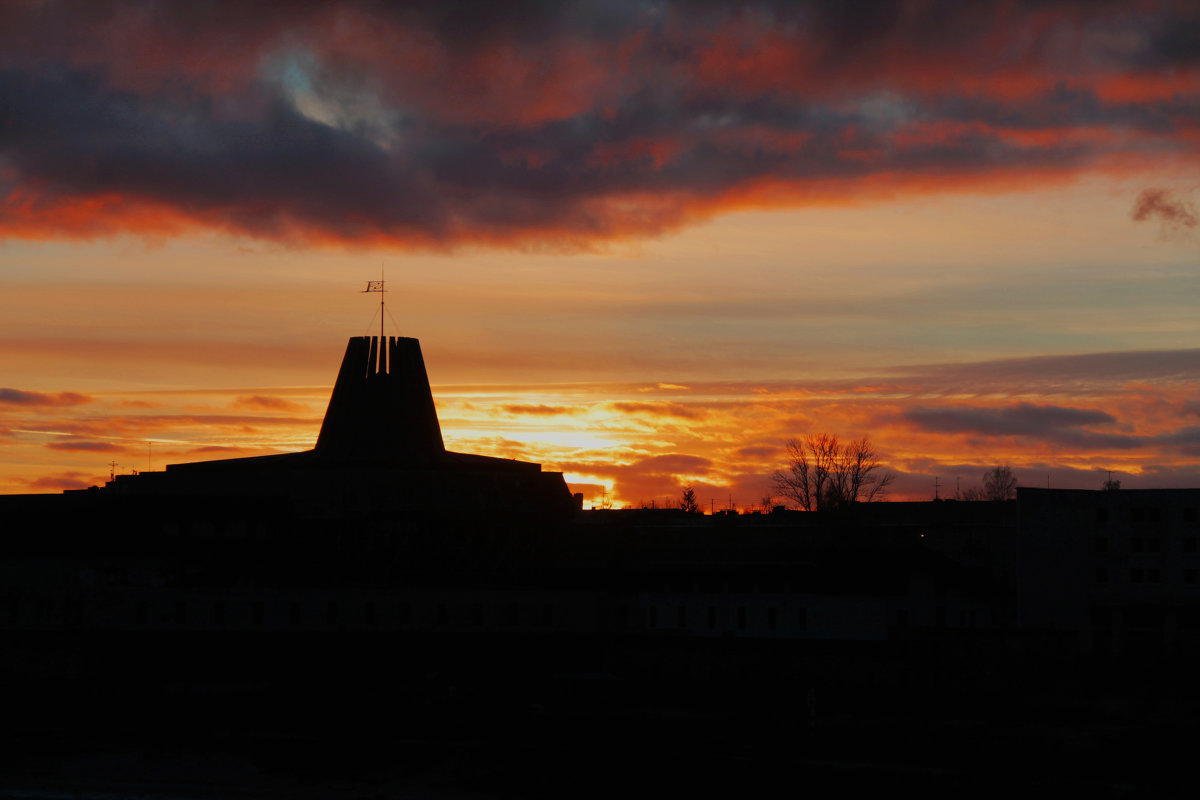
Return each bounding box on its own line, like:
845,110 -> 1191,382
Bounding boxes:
958,485 -> 986,501
982,465 -> 1018,501
772,434 -> 895,511
679,485 -> 701,514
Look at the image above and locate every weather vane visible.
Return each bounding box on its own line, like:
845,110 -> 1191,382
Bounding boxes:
363,265 -> 387,341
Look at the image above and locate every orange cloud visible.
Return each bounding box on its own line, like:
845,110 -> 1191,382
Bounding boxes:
234,395 -> 307,413
0,388 -> 91,406
25,471 -> 103,492
45,441 -> 126,453
608,402 -> 707,420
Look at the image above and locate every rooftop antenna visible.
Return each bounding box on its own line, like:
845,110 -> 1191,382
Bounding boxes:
363,264 -> 387,341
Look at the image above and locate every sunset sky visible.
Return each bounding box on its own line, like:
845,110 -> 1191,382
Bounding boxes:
2,0 -> 1198,507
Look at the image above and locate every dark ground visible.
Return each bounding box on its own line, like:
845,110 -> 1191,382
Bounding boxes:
3,632 -> 1199,798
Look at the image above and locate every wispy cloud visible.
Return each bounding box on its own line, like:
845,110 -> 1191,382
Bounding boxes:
501,404 -> 581,416
0,388 -> 91,406
45,440 -> 125,453
1132,187 -> 1198,236
233,395 -> 307,413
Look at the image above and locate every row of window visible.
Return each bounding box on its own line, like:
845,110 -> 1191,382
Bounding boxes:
1096,567 -> 1200,585
1095,507 -> 1199,527
1094,536 -> 1198,554
132,599 -> 564,629
645,604 -> 809,633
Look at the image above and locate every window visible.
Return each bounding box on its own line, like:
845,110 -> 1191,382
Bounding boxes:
737,607 -> 747,631
677,606 -> 687,629
1095,567 -> 1109,585
707,606 -> 716,629
1130,568 -> 1144,584
1148,538 -> 1161,553
214,601 -> 225,626
1131,537 -> 1144,553
767,607 -> 777,632
648,605 -> 657,628
1148,568 -> 1161,583
1185,508 -> 1197,524
798,608 -> 808,631
1185,569 -> 1197,585
1095,537 -> 1109,553
253,601 -> 264,626
1095,508 -> 1109,527
1185,537 -> 1196,554
290,601 -> 301,626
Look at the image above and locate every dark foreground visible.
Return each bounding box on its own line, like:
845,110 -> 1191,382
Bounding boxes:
3,632 -> 1200,798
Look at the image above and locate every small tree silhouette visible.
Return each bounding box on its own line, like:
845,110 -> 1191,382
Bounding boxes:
982,465 -> 1018,501
679,485 -> 701,514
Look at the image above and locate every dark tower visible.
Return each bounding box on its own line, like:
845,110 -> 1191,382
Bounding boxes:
314,336 -> 445,466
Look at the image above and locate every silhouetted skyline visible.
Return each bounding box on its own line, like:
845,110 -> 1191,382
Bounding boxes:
1,1 -> 1198,504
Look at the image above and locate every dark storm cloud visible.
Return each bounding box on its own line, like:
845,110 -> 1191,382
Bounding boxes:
894,349 -> 1200,395
903,403 -> 1116,437
1,0 -> 1197,246
902,402 -> 1200,455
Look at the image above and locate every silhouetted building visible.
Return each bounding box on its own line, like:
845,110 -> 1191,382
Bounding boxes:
100,336 -> 576,519
1017,486 -> 1200,656
3,338 -> 1200,736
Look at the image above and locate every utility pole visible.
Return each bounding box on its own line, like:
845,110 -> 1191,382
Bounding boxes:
934,476 -> 941,500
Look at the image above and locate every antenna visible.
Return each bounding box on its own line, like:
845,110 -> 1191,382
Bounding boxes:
363,266 -> 387,340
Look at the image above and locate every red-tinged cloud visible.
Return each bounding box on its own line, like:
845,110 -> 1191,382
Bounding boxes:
45,440 -> 126,453
1,1 -> 1198,248
26,471 -> 101,491
608,402 -> 707,420
0,388 -> 92,406
501,404 -> 580,416
1131,187 -> 1199,234
234,395 -> 306,413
